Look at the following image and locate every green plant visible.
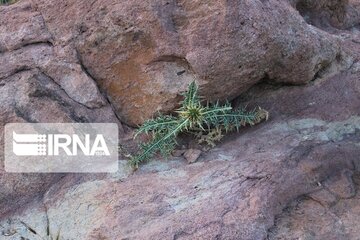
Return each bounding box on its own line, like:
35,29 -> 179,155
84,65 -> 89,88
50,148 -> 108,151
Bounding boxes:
0,0 -> 18,5
19,219 -> 61,240
130,81 -> 268,169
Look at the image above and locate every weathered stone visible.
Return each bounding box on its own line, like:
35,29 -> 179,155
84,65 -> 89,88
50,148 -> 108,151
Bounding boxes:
172,149 -> 186,157
0,1 -> 52,53
290,0 -> 360,30
30,0 -> 354,125
324,169 -> 356,199
1,59 -> 359,238
0,69 -> 123,217
0,0 -> 360,239
183,148 -> 202,164
269,174 -> 360,240
308,189 -> 338,207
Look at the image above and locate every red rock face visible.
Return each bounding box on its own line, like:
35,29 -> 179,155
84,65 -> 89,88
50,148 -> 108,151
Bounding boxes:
0,0 -> 360,239
291,0 -> 360,30
268,171 -> 360,240
0,1 -> 123,217
28,0 -> 353,125
2,66 -> 360,238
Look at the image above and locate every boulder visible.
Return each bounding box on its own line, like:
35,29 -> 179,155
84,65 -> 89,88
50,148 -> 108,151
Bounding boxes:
1,41 -> 359,238
0,1 -> 123,217
0,0 -> 360,239
32,0 -> 354,125
0,69 -> 123,217
290,0 -> 360,30
268,172 -> 360,240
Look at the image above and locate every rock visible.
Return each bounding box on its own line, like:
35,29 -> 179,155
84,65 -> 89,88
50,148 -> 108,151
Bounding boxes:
42,57 -> 107,109
290,0 -> 360,30
0,0 -> 360,239
0,1 -> 51,53
268,174 -> 360,240
0,1 -> 107,109
172,149 -> 186,157
1,57 -> 359,238
324,169 -> 356,199
0,69 -> 123,217
0,1 -> 124,216
30,0 -> 354,125
305,169 -> 357,209
183,149 -> 202,163
308,189 -> 338,207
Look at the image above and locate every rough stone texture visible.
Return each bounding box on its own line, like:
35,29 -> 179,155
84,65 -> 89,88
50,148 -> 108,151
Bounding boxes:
1,41 -> 359,239
0,0 -> 360,239
0,1 -> 107,109
0,1 -> 124,218
0,69 -> 123,217
268,173 -> 360,240
290,0 -> 360,30
183,148 -> 201,163
24,0 -> 356,125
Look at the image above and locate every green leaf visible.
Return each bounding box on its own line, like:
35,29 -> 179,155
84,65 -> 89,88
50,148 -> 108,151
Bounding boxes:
135,115 -> 178,137
204,107 -> 268,131
0,0 -> 17,4
130,80 -> 269,169
180,81 -> 201,109
130,119 -> 190,168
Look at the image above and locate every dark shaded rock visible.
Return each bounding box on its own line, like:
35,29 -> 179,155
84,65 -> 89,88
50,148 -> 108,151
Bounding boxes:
290,0 -> 360,31
183,148 -> 201,163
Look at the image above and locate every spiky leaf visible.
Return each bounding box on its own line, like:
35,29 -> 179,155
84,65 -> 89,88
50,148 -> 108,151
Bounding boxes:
135,115 -> 178,137
180,81 -> 201,109
130,81 -> 269,169
130,119 -> 190,168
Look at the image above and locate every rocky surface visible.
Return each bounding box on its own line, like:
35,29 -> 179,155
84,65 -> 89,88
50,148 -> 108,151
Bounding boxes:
290,0 -> 360,30
268,172 -> 360,240
0,0 -> 359,239
0,69 -> 123,216
1,65 -> 360,239
0,1 -> 124,218
7,0 -> 353,125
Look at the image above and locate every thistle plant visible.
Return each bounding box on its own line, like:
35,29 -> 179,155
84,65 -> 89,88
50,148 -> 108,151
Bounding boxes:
0,0 -> 18,5
130,81 -> 268,169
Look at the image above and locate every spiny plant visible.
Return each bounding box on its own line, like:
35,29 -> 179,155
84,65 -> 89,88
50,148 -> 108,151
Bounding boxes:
130,81 -> 268,169
0,0 -> 18,5
19,219 -> 61,240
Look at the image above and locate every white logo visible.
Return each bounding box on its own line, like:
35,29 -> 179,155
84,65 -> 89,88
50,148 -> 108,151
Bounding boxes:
5,123 -> 118,173
13,132 -> 47,156
13,132 -> 110,156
